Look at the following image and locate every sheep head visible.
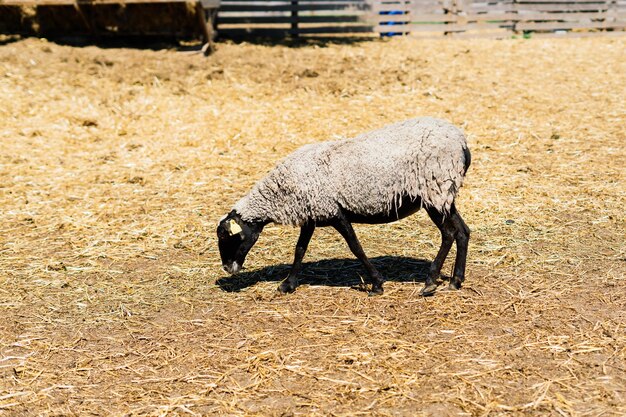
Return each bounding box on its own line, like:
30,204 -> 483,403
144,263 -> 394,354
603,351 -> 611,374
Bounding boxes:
217,210 -> 264,274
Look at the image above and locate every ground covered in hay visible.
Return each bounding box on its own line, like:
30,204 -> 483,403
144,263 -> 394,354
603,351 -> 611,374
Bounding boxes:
0,35 -> 625,416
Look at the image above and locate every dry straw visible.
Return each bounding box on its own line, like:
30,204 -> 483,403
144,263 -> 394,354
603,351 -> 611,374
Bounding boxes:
0,35 -> 625,415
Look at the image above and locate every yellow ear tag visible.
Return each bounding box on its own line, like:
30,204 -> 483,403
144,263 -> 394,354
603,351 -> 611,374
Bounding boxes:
229,220 -> 242,235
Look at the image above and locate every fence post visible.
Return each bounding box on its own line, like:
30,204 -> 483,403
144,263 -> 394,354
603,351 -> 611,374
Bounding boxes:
196,1 -> 216,55
444,0 -> 459,35
291,0 -> 299,37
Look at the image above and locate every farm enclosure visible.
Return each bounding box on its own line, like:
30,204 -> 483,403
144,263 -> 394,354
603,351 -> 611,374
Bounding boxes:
0,36 -> 625,415
1,0 -> 626,39
218,0 -> 626,38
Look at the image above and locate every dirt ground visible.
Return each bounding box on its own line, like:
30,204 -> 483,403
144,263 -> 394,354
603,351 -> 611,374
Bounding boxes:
0,35 -> 625,416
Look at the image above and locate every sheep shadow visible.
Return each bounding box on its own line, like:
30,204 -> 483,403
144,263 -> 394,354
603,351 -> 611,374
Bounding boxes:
216,256 -> 433,292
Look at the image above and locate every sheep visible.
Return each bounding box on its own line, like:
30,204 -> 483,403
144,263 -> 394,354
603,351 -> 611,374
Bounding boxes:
217,117 -> 471,296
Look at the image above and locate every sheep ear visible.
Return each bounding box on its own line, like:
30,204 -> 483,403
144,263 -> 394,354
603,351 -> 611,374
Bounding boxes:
228,219 -> 243,235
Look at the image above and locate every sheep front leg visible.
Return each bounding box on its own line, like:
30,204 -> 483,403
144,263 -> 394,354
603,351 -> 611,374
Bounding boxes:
278,222 -> 315,293
332,213 -> 384,295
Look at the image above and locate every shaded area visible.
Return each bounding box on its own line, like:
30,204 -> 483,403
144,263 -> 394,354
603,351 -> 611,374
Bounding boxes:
0,3 -> 375,51
40,34 -> 203,52
44,33 -> 375,51
1,31 -> 375,53
217,256 -> 432,292
217,34 -> 377,48
0,4 -> 201,39
0,33 -> 21,45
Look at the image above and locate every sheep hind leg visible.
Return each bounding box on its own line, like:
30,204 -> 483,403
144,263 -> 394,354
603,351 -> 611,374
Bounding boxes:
332,213 -> 384,295
278,222 -> 315,294
449,205 -> 470,290
424,207 -> 456,296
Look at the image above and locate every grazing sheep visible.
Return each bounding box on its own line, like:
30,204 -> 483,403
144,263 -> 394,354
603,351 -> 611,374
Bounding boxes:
217,117 -> 471,296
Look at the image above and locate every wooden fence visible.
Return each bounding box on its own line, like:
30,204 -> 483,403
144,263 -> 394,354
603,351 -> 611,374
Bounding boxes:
372,0 -> 626,36
217,0 -> 626,37
1,0 -> 625,38
217,0 -> 372,37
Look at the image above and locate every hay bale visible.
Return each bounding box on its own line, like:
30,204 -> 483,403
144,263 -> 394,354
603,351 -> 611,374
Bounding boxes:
2,3 -> 203,39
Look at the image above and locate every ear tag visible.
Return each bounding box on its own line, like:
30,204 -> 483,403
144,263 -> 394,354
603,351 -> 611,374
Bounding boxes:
229,219 -> 242,235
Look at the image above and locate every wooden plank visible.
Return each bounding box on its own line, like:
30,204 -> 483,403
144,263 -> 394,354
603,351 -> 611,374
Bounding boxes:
464,5 -> 516,12
515,3 -> 612,10
375,21 -> 510,32
372,13 -> 457,22
468,4 -> 612,12
219,25 -> 372,34
218,10 -> 368,16
296,24 -> 372,32
220,3 -> 368,11
375,11 -> 626,24
402,28 -> 625,37
464,0 -> 514,4
516,0 -> 609,3
373,1 -> 439,5
515,19 -> 626,29
217,27 -> 290,36
464,11 -> 626,21
375,0 -> 437,4
446,30 -> 514,38
376,4 -> 441,13
527,28 -> 626,36
218,15 -> 364,24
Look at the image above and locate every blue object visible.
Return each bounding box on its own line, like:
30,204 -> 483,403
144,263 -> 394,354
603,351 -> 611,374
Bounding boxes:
379,10 -> 409,37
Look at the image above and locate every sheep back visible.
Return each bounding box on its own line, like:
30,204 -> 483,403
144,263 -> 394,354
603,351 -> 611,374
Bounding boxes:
234,117 -> 469,226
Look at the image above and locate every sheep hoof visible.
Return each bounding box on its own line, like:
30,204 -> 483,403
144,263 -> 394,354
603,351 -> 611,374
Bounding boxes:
420,284 -> 437,297
448,282 -> 461,291
368,286 -> 384,296
448,277 -> 462,291
278,281 -> 296,294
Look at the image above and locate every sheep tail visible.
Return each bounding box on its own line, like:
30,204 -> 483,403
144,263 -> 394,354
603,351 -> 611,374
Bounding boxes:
463,146 -> 472,175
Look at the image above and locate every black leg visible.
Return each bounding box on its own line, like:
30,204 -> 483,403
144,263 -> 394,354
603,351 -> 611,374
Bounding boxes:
425,206 -> 456,296
278,222 -> 315,293
332,212 -> 384,295
449,205 -> 470,290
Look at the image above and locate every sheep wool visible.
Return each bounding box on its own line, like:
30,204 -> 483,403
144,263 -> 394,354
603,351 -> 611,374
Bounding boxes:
233,117 -> 470,226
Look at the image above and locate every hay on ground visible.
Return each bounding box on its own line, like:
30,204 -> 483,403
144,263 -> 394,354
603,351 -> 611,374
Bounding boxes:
0,35 -> 624,415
